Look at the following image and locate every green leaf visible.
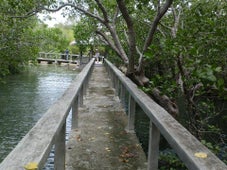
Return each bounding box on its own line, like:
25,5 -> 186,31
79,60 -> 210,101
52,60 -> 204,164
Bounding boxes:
214,67 -> 222,72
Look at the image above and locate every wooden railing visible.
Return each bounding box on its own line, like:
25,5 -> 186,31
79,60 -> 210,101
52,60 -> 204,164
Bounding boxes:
38,52 -> 91,65
104,59 -> 227,170
0,58 -> 95,170
38,52 -> 80,60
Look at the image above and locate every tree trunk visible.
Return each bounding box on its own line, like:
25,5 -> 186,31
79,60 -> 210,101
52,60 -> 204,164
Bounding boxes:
177,54 -> 202,138
151,88 -> 179,117
116,0 -> 136,74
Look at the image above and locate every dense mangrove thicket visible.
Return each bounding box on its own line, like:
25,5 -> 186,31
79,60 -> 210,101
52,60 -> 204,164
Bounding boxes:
0,0 -> 71,80
0,0 -> 226,168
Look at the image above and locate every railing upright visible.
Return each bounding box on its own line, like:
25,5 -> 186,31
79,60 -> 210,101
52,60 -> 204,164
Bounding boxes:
115,78 -> 120,96
119,84 -> 126,107
71,96 -> 79,129
126,95 -> 136,133
79,86 -> 84,107
148,121 -> 160,170
54,122 -> 66,169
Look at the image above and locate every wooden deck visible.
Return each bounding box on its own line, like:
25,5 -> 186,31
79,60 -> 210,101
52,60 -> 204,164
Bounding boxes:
65,64 -> 147,170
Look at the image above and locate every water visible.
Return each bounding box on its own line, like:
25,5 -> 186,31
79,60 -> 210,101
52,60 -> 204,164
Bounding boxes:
0,64 -> 78,163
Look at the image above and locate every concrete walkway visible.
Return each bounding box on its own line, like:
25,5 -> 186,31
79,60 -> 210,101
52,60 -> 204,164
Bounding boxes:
65,64 -> 147,170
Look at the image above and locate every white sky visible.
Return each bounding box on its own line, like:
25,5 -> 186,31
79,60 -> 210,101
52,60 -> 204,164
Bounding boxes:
38,9 -> 68,27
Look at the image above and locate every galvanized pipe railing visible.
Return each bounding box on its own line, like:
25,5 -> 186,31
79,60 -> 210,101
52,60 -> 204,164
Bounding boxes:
0,58 -> 95,170
104,59 -> 227,170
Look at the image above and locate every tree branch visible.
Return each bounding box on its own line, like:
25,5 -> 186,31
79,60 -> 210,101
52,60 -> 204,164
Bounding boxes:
116,0 -> 136,73
42,3 -> 105,23
10,6 -> 43,18
159,22 -> 172,30
157,27 -> 167,37
137,0 -> 173,73
11,3 -> 105,24
95,30 -> 127,61
94,0 -> 109,23
143,0 -> 173,52
113,6 -> 119,26
171,6 -> 182,38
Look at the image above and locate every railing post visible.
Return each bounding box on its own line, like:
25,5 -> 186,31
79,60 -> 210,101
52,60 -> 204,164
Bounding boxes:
126,95 -> 135,133
120,84 -> 125,106
79,86 -> 84,107
110,70 -> 113,82
54,122 -> 66,170
83,83 -> 87,96
148,121 -> 160,170
110,71 -> 114,87
112,73 -> 117,89
71,96 -> 79,129
115,78 -> 120,96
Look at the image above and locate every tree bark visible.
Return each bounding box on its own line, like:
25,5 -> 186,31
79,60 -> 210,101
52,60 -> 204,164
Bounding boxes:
151,88 -> 179,117
116,0 -> 136,74
137,0 -> 173,73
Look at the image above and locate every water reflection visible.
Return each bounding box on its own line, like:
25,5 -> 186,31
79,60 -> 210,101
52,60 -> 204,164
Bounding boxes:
0,65 -> 77,163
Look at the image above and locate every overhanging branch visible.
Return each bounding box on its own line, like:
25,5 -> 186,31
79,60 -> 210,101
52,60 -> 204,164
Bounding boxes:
10,3 -> 105,23
96,30 -> 124,60
142,0 -> 173,53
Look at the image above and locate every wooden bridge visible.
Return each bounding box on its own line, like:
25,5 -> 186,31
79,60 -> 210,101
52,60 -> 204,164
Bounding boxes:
0,59 -> 226,170
37,52 -> 90,65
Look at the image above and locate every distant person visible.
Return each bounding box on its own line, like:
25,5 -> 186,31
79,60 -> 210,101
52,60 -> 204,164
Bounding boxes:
94,49 -> 100,62
65,49 -> 69,60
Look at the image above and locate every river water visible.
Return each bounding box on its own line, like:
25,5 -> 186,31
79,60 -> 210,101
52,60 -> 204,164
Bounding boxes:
0,64 -> 78,164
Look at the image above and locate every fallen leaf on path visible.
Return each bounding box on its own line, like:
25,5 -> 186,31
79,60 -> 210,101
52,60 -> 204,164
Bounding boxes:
105,147 -> 111,152
76,135 -> 82,141
119,146 -> 137,162
119,158 -> 129,163
136,144 -> 141,147
89,137 -> 95,141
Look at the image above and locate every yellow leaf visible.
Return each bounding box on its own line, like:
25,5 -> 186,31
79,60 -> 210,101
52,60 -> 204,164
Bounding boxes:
105,147 -> 111,152
24,162 -> 38,170
89,137 -> 95,141
194,152 -> 207,158
76,135 -> 82,141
